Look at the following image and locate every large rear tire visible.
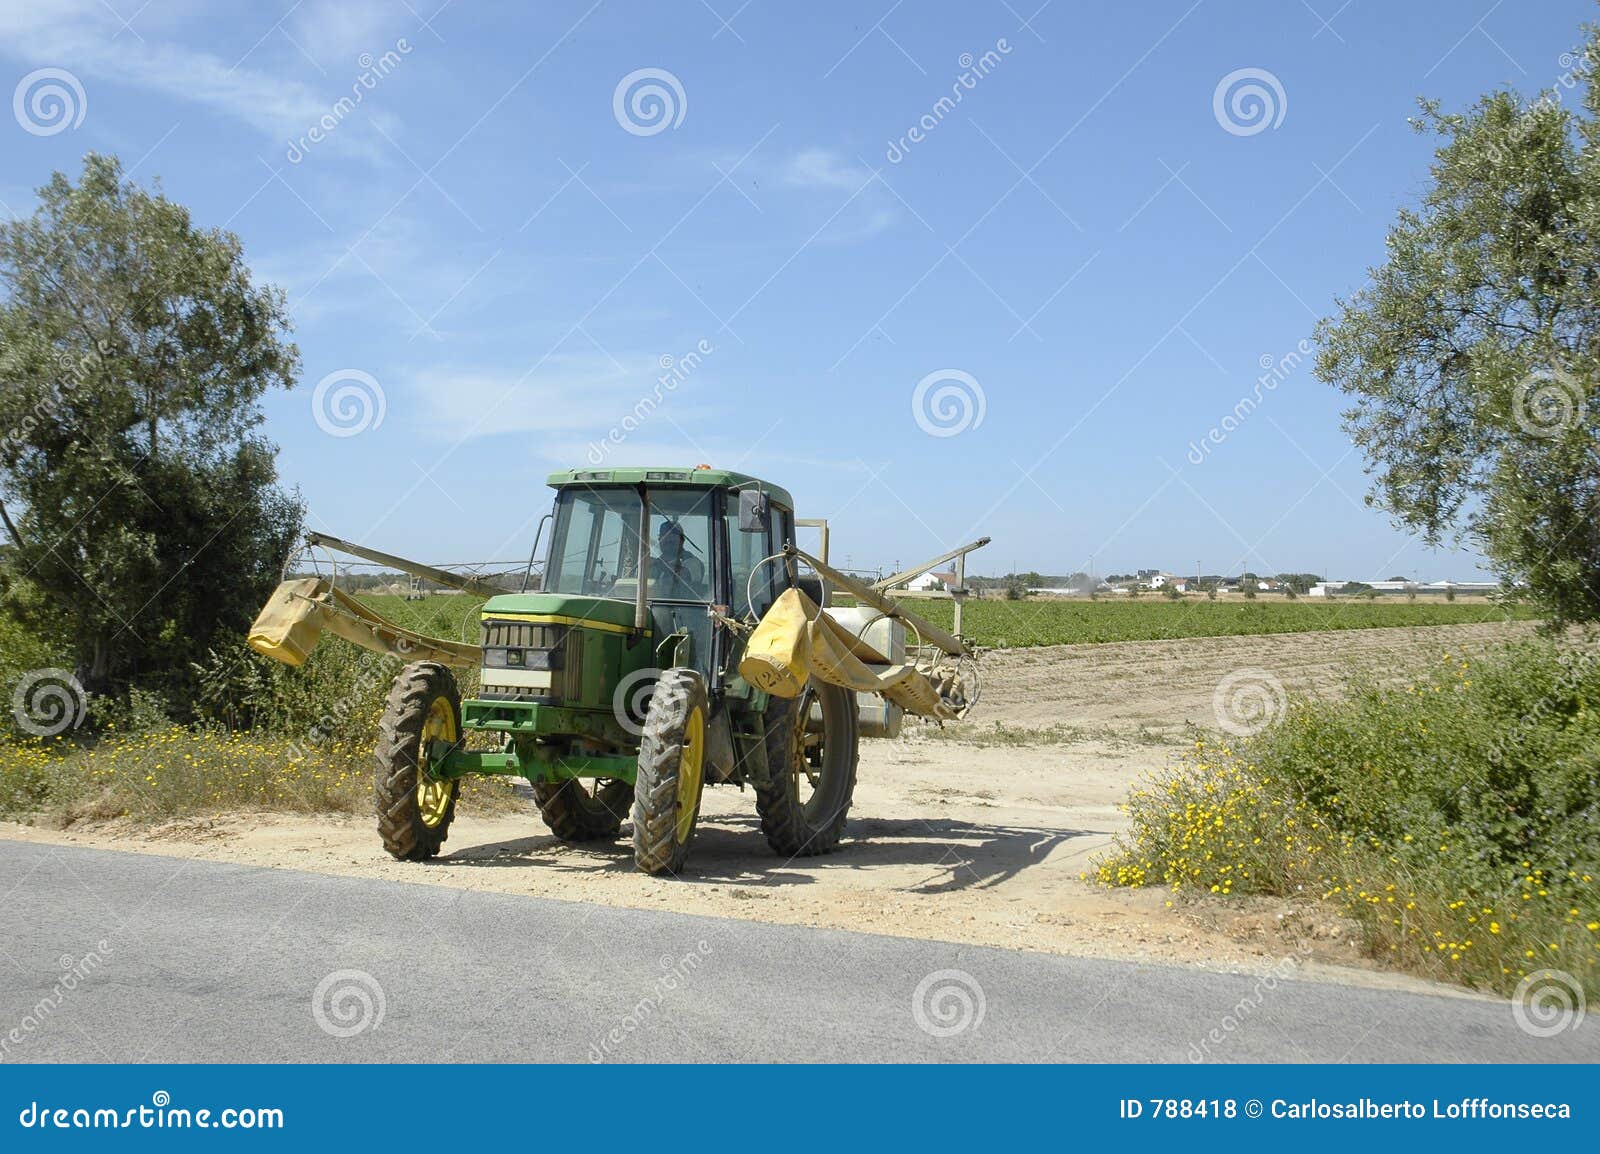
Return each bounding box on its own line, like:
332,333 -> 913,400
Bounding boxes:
631,669 -> 709,876
754,682 -> 859,857
534,778 -> 634,841
375,661 -> 462,861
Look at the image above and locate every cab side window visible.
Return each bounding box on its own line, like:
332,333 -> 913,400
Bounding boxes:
728,499 -> 775,617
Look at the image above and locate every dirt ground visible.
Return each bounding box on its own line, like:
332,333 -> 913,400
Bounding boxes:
4,621 -> 1537,995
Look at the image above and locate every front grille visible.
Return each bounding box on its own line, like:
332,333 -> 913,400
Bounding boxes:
481,621 -> 566,650
478,619 -> 581,702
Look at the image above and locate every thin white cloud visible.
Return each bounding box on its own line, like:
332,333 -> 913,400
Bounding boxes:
290,0 -> 395,71
775,146 -> 894,242
405,352 -> 712,443
781,147 -> 871,191
0,0 -> 346,142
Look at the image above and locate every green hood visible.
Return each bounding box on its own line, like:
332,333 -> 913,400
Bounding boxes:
479,592 -> 638,632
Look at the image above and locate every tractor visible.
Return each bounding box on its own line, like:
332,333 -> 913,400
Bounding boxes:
249,465 -> 987,875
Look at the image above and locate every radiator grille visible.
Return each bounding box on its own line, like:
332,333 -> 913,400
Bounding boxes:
477,619 -> 581,702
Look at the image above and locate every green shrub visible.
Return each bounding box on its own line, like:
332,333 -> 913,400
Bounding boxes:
1094,639 -> 1600,994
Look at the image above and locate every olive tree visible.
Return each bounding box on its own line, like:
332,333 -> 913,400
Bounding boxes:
1315,29 -> 1600,625
0,154 -> 302,702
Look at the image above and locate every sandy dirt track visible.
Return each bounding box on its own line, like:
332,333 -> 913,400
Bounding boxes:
4,621 -> 1536,994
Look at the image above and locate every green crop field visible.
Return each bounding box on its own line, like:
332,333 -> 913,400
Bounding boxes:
887,597 -> 1537,648
364,590 -> 1536,650
361,592 -> 487,644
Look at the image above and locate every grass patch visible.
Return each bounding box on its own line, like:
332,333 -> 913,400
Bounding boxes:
1091,639 -> 1600,995
0,727 -> 521,824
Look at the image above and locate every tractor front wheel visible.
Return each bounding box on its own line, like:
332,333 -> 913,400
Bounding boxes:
375,661 -> 462,861
631,668 -> 709,875
755,682 -> 859,857
534,778 -> 634,841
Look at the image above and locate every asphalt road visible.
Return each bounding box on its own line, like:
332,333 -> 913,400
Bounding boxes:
0,839 -> 1593,1063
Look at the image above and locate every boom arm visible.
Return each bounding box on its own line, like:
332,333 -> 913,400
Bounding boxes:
304,531 -> 506,599
781,544 -> 970,658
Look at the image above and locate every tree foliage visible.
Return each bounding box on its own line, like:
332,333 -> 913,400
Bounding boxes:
1315,30 -> 1600,625
0,154 -> 302,703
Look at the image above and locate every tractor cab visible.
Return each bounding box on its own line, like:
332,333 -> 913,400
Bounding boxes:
469,467 -> 798,715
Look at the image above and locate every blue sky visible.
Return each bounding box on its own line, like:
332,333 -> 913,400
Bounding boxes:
2,0 -> 1593,581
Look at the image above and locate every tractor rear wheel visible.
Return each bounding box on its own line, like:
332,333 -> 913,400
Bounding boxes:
375,661 -> 462,861
534,778 -> 634,841
754,682 -> 859,857
631,668 -> 709,876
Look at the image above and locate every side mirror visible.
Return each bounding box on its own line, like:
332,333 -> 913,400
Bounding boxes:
737,488 -> 768,533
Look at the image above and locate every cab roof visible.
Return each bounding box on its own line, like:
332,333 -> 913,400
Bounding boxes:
547,467 -> 795,511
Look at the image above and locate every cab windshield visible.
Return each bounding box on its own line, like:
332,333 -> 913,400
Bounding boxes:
544,486 -> 714,602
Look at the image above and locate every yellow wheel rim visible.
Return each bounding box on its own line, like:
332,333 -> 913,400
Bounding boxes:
673,708 -> 705,844
416,695 -> 457,828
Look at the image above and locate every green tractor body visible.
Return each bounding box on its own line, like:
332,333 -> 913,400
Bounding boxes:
379,467 -> 860,874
